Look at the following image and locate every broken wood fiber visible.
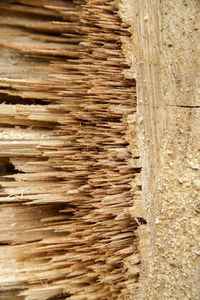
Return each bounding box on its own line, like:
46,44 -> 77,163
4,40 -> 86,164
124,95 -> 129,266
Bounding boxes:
0,1 -> 141,299
0,0 -> 199,299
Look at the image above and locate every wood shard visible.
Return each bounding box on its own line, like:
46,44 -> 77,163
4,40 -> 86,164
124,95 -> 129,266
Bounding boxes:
0,1 -> 141,299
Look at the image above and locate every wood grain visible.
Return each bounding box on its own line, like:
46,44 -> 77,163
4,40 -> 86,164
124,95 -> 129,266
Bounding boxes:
0,1 -> 141,299
119,0 -> 200,298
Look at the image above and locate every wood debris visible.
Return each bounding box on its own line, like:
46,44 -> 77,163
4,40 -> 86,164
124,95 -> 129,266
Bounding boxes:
0,0 -> 142,299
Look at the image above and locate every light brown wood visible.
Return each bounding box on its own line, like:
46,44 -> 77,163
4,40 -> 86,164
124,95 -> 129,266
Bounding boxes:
0,0 -> 199,299
119,0 -> 200,298
0,1 -> 140,299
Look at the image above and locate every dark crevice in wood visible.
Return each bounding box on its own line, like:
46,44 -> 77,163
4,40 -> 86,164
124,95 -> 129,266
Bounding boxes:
0,93 -> 50,105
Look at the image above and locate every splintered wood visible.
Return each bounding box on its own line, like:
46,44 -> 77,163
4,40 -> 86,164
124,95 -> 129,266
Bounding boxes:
0,1 -> 141,299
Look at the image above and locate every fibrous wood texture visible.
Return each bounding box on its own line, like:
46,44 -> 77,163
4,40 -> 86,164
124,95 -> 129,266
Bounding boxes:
119,0 -> 200,299
0,1 -> 142,300
0,0 -> 199,299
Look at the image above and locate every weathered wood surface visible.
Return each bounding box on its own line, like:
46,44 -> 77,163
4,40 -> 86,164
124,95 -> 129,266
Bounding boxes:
119,0 -> 200,299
